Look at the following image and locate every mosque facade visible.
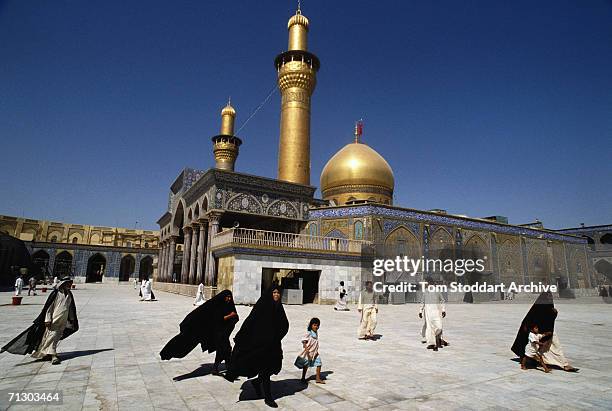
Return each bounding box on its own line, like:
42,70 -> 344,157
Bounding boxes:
0,215 -> 159,284
155,8 -> 594,304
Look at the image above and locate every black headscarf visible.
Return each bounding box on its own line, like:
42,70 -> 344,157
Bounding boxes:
511,292 -> 556,357
160,290 -> 238,360
227,286 -> 289,379
1,281 -> 79,355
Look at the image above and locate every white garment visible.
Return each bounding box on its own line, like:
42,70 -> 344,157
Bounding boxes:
334,286 -> 349,311
32,290 -> 72,358
541,333 -> 570,367
52,277 -> 59,289
14,278 -> 24,296
358,290 -> 378,338
193,283 -> 206,306
419,291 -> 446,346
133,279 -> 138,289
525,332 -> 543,358
141,280 -> 152,301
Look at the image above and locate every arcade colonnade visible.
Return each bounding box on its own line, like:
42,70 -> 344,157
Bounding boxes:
157,212 -> 222,285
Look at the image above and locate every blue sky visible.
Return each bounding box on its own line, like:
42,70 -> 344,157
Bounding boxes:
1,0 -> 611,230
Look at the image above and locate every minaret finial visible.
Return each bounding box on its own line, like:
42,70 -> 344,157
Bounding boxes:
228,96 -> 231,106
297,0 -> 301,14
354,119 -> 363,143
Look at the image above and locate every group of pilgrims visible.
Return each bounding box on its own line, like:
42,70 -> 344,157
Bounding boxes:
1,275 -> 579,408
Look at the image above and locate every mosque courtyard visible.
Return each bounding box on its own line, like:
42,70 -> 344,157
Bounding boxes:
0,285 -> 610,411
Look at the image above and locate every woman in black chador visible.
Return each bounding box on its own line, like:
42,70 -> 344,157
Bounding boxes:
511,292 -> 578,372
160,290 -> 238,375
226,286 -> 289,408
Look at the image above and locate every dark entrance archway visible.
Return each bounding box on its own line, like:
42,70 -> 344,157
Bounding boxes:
53,251 -> 73,278
119,255 -> 135,281
86,253 -> 106,283
595,259 -> 612,282
139,256 -> 153,281
31,250 -> 50,279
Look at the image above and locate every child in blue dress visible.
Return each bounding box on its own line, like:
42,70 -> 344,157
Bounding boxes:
299,317 -> 324,384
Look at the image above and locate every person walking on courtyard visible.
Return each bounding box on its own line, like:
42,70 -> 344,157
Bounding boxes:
358,281 -> 378,340
2,277 -> 79,365
14,275 -> 24,296
296,317 -> 325,384
511,292 -> 578,372
140,277 -> 155,301
334,281 -> 349,311
133,278 -> 138,289
194,283 -> 206,306
226,286 -> 289,408
161,290 -> 238,374
28,276 -> 37,296
52,276 -> 59,289
419,280 -> 448,351
521,324 -> 550,373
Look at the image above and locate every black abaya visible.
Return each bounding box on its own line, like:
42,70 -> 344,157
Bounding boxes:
227,286 -> 289,379
511,292 -> 556,358
160,290 -> 238,360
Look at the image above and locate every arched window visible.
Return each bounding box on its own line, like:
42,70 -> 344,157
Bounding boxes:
354,221 -> 364,240
309,223 -> 318,236
51,236 -> 58,242
600,233 -> 612,245
71,237 -> 78,244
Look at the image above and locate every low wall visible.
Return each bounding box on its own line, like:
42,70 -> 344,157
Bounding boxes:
154,282 -> 217,299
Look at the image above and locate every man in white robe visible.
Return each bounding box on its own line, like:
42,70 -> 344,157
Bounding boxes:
334,281 -> 349,311
14,276 -> 24,296
193,283 -> 206,306
358,281 -> 378,339
419,282 -> 448,351
2,277 -> 78,361
31,278 -> 77,364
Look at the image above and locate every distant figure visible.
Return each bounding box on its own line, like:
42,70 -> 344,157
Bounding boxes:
2,277 -> 79,365
298,317 -> 324,384
161,290 -> 238,376
133,278 -> 138,289
358,281 -> 378,340
334,281 -> 349,311
419,280 -> 448,351
52,276 -> 59,289
14,276 -> 24,296
140,278 -> 154,301
194,283 -> 206,306
226,286 -> 289,408
28,276 -> 37,296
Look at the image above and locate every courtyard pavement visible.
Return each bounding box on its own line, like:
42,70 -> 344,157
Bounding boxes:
0,284 -> 611,411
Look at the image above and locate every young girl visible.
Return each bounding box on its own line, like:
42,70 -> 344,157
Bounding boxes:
300,318 -> 325,384
521,324 -> 551,373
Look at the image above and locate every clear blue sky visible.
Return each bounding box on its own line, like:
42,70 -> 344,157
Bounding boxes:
1,0 -> 611,230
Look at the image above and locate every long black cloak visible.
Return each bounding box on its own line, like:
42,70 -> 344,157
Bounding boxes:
1,288 -> 79,355
228,286 -> 289,379
511,292 -> 556,357
160,290 -> 238,360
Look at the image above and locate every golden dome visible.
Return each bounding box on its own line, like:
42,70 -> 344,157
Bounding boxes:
221,103 -> 236,117
320,141 -> 394,205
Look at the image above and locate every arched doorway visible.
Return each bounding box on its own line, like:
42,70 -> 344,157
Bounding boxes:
119,255 -> 135,281
86,253 -> 106,283
595,259 -> 612,282
139,256 -> 153,280
31,250 -> 50,279
172,201 -> 185,282
53,251 -> 73,278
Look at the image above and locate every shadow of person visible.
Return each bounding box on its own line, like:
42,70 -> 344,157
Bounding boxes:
14,348 -> 114,366
369,334 -> 383,341
304,370 -> 334,382
238,378 -> 307,403
173,363 -> 226,381
60,348 -> 114,360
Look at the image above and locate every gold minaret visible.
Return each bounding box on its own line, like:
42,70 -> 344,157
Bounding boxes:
212,100 -> 242,171
275,6 -> 320,185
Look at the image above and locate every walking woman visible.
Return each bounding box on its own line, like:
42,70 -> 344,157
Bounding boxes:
160,290 -> 238,375
511,292 -> 578,372
226,286 -> 289,408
